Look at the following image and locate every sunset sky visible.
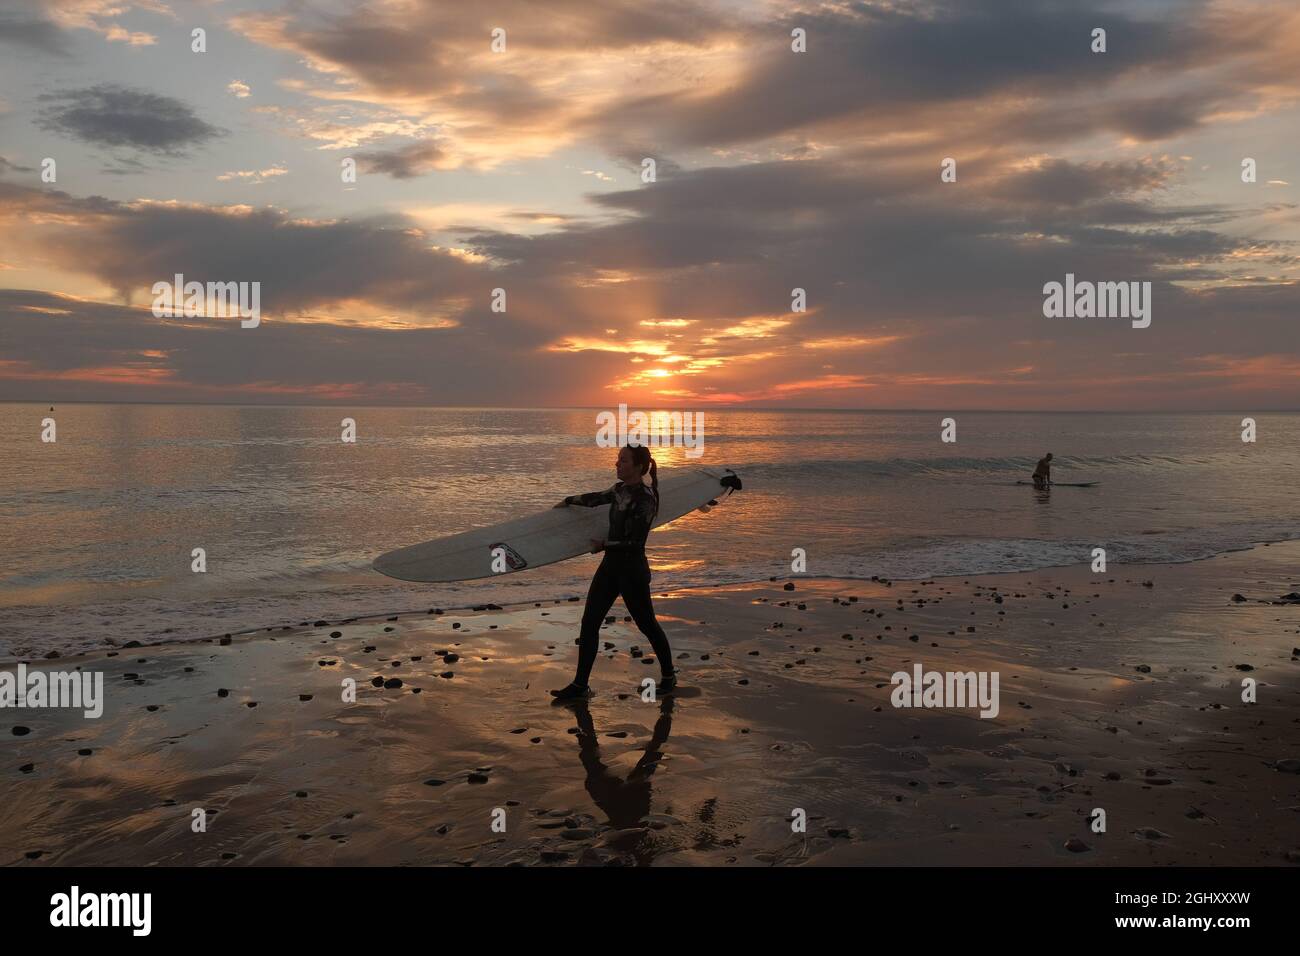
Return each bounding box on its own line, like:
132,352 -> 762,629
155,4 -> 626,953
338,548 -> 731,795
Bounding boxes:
0,0 -> 1297,409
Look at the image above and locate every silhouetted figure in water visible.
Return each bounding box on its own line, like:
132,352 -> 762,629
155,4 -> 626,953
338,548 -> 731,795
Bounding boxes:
1032,452 -> 1053,490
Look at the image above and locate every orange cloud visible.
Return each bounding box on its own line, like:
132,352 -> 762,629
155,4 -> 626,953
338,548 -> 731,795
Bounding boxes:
801,334 -> 903,350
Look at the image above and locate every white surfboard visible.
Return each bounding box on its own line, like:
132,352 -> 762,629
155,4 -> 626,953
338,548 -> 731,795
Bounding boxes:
372,467 -> 742,583
1014,480 -> 1098,487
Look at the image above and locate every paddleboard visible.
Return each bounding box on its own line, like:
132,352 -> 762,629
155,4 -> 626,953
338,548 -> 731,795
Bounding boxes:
373,467 -> 742,583
1014,480 -> 1098,487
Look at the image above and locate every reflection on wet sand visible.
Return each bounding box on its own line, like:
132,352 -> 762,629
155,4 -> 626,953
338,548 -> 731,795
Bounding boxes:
563,696 -> 674,864
3,541 -> 1298,865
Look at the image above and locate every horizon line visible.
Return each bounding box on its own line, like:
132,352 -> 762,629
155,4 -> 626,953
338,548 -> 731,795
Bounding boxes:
4,400 -> 1298,414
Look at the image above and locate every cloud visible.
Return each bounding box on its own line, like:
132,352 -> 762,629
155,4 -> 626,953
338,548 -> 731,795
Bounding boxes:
576,0 -> 1290,153
250,103 -> 438,151
406,203 -> 577,236
0,289 -> 620,406
355,140 -> 448,179
42,0 -> 169,46
227,80 -> 251,99
0,182 -> 491,319
216,165 -> 288,185
36,85 -> 224,155
0,11 -> 69,55
0,156 -> 38,175
227,0 -> 1299,171
227,0 -> 736,168
101,23 -> 155,46
2,0 -> 1298,409
990,158 -> 1177,207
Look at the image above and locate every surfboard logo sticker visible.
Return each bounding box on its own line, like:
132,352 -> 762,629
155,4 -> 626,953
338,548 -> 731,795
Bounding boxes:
489,542 -> 529,571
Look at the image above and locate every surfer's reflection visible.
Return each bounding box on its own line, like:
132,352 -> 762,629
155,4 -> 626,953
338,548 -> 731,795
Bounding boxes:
567,695 -> 675,859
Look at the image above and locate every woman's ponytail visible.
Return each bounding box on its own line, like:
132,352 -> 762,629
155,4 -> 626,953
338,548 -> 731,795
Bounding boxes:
624,443 -> 659,503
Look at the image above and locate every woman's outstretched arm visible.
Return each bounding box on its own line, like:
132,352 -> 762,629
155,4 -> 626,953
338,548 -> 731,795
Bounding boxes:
554,484 -> 618,508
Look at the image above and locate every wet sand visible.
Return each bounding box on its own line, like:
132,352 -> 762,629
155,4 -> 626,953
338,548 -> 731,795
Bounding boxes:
3,541 -> 1298,866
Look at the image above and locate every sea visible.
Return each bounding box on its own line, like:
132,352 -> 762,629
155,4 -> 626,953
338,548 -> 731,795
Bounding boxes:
2,404 -> 1296,659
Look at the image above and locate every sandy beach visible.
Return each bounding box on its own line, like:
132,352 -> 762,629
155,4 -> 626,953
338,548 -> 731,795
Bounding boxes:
3,541 -> 1298,867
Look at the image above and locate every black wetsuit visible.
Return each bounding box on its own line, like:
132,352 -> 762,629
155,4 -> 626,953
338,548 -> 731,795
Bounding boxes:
1032,457 -> 1052,489
563,481 -> 673,686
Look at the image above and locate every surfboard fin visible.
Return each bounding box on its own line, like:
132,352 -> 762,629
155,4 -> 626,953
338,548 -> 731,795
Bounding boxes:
720,471 -> 742,494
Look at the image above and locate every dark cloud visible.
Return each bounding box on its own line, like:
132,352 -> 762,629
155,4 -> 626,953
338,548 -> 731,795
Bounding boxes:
470,156 -> 1215,298
578,0 -> 1270,150
0,180 -> 602,353
100,156 -> 152,176
1061,200 -> 1243,227
990,159 -> 1174,207
450,151 -> 1292,365
21,195 -> 481,312
606,146 -> 684,180
0,12 -> 67,56
356,140 -> 447,179
233,0 -> 731,111
0,147 -> 1279,333
992,91 -> 1231,146
36,85 -> 224,155
224,0 -> 1300,182
0,179 -> 119,215
0,289 -> 627,406
0,155 -> 38,175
